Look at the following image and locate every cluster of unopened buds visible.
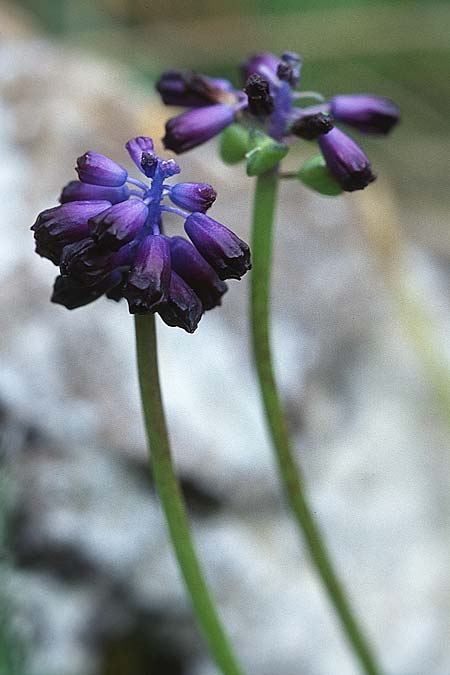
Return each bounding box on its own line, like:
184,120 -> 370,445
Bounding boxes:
158,50 -> 400,192
32,50 -> 400,333
32,137 -> 251,332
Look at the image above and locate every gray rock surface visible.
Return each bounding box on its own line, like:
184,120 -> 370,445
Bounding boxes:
1,16 -> 449,675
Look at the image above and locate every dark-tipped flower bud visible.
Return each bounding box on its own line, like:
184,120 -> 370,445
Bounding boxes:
51,271 -> 123,310
60,239 -> 135,286
157,70 -> 234,107
88,200 -> 149,251
124,235 -> 171,314
125,136 -> 155,173
184,212 -> 251,280
241,52 -> 280,83
277,51 -> 302,87
244,74 -> 274,116
158,272 -> 203,333
169,182 -> 216,213
140,152 -> 158,178
290,112 -> 334,140
76,151 -> 128,187
169,236 -> 227,310
32,200 -> 111,264
330,94 -> 400,135
318,128 -> 376,192
163,104 -> 235,154
59,181 -> 130,205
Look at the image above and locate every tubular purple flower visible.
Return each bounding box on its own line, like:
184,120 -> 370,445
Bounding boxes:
158,272 -> 203,333
124,235 -> 171,314
60,239 -> 135,287
318,127 -> 376,192
169,182 -> 217,213
157,70 -> 234,108
76,151 -> 128,187
89,200 -> 149,251
330,94 -> 400,135
163,104 -> 236,154
125,136 -> 155,173
169,236 -> 227,310
32,200 -> 112,264
184,212 -> 251,280
59,181 -> 130,205
51,271 -> 123,310
241,52 -> 280,82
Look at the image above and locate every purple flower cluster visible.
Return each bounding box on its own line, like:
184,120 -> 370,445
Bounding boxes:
157,52 -> 400,192
32,137 -> 251,332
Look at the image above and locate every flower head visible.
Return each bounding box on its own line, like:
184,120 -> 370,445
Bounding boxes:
32,137 -> 251,332
157,52 -> 399,191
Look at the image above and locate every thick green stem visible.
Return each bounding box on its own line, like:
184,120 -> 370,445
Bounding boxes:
250,171 -> 381,675
134,314 -> 244,675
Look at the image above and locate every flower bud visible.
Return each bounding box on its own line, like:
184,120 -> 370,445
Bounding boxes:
184,212 -> 251,280
60,239 -> 135,287
277,52 -> 302,87
157,70 -> 234,107
59,181 -> 130,205
124,235 -> 171,314
244,74 -> 274,116
51,271 -> 122,310
89,200 -> 149,251
290,112 -> 334,140
169,236 -> 227,310
140,152 -> 158,178
125,136 -> 155,174
163,104 -> 235,154
241,52 -> 280,82
158,159 -> 181,178
330,94 -> 400,135
169,182 -> 216,213
158,272 -> 203,333
76,151 -> 128,187
32,201 -> 111,264
318,127 -> 376,191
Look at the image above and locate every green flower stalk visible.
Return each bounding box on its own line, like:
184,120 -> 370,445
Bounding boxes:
250,169 -> 381,675
135,315 -> 244,675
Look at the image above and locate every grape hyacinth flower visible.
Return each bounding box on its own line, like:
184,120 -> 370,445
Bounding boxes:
157,52 -> 399,192
32,137 -> 251,332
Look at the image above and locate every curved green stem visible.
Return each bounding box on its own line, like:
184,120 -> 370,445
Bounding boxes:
134,314 -> 244,675
250,171 -> 382,675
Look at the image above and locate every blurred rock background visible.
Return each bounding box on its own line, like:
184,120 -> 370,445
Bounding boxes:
1,0 -> 449,673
